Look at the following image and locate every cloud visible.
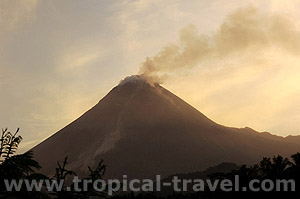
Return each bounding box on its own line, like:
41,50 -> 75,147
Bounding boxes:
2,0 -> 300,154
0,0 -> 38,32
270,0 -> 300,14
139,6 -> 300,81
57,49 -> 103,74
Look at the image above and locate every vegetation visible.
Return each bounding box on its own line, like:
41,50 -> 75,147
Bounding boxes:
0,128 -> 22,161
1,128 -> 300,199
0,128 -> 46,198
0,128 -> 107,199
111,154 -> 300,199
52,157 -> 107,199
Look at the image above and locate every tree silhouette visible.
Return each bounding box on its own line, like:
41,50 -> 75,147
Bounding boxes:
82,159 -> 107,198
270,155 -> 291,179
51,156 -> 77,199
52,157 -> 108,199
0,128 -> 22,161
0,128 -> 109,199
54,156 -> 77,182
291,153 -> 300,167
0,129 -> 47,198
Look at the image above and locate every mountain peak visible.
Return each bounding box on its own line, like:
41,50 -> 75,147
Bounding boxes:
31,74 -> 300,180
119,75 -> 157,87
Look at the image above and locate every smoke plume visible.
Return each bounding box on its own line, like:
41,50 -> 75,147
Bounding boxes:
139,6 -> 300,82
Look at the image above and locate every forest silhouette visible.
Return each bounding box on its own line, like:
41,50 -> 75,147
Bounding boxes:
1,129 -> 300,199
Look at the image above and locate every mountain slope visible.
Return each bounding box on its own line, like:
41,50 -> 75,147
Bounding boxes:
32,75 -> 300,179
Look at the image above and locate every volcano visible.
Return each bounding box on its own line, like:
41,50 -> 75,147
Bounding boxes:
32,75 -> 300,179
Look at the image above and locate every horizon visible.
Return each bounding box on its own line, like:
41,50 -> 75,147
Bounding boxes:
1,0 -> 300,153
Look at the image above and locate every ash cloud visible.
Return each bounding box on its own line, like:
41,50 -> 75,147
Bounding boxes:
139,6 -> 300,82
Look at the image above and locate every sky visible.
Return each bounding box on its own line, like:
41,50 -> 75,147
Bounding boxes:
1,0 -> 300,152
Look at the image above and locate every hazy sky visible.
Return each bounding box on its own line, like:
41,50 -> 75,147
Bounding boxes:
1,0 -> 300,152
